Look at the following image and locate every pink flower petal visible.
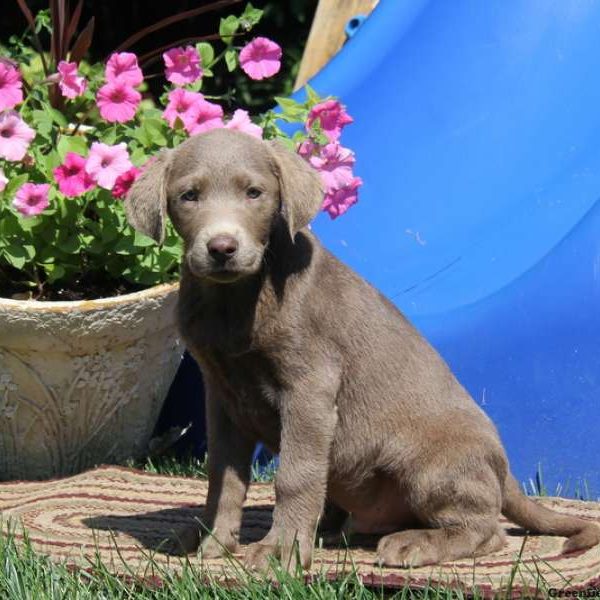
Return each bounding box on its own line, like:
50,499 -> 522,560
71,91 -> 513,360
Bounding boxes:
57,61 -> 87,99
309,142 -> 356,192
224,109 -> 262,139
163,46 -> 203,86
0,63 -> 23,111
85,142 -> 132,190
185,100 -> 224,135
0,168 -> 7,191
105,52 -> 143,86
53,152 -> 95,197
112,167 -> 141,199
12,183 -> 50,217
306,100 -> 353,143
239,37 -> 282,80
322,176 -> 362,219
0,110 -> 35,162
97,82 -> 141,123
162,88 -> 204,130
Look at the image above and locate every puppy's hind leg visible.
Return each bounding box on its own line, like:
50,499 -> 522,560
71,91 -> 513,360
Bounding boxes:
377,456 -> 506,567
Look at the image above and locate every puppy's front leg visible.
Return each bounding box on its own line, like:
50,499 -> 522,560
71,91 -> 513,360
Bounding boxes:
244,371 -> 339,573
171,373 -> 255,558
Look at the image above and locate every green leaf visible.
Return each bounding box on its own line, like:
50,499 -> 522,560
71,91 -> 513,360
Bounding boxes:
57,135 -> 89,160
133,230 -> 156,248
44,263 -> 66,283
304,84 -> 322,107
224,48 -> 237,72
219,15 -> 239,43
197,42 -> 215,67
274,96 -> 307,120
3,173 -> 28,200
4,243 -> 31,269
31,110 -> 53,138
240,3 -> 263,28
46,107 -> 68,128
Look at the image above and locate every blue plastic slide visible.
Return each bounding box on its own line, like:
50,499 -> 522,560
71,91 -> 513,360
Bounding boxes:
302,0 -> 600,497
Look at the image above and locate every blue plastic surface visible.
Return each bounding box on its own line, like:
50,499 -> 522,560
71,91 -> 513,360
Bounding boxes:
301,0 -> 600,497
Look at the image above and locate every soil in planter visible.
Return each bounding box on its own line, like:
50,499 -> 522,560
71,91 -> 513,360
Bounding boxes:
0,268 -> 151,301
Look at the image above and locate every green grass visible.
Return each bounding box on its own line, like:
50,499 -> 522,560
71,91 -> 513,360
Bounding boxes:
0,456 -> 588,599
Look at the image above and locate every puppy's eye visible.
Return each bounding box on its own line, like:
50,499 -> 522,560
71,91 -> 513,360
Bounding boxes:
179,189 -> 198,202
246,187 -> 262,199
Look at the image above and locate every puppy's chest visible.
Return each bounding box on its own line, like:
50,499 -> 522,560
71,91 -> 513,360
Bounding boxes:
211,351 -> 284,448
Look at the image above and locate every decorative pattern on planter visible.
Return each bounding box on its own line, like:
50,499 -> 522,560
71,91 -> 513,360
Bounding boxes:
0,283 -> 183,481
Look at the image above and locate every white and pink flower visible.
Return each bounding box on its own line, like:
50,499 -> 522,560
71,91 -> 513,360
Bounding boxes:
0,110 -> 35,162
85,142 -> 133,190
12,182 -> 50,217
239,37 -> 282,80
0,168 -> 7,192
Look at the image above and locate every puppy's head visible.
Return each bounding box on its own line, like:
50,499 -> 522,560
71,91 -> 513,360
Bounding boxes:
125,129 -> 323,284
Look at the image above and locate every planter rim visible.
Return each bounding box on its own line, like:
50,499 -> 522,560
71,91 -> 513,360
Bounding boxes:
0,281 -> 179,313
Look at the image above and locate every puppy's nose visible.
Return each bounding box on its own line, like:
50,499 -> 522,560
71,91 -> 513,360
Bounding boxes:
207,235 -> 238,262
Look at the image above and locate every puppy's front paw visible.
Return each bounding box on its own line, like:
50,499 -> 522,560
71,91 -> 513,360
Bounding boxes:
244,530 -> 313,573
160,524 -> 200,556
376,530 -> 440,568
200,531 -> 238,559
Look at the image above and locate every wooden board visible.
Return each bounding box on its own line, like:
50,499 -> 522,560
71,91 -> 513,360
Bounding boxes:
294,0 -> 379,91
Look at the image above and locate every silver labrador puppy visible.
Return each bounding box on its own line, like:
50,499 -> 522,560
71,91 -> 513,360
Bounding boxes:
126,129 -> 599,571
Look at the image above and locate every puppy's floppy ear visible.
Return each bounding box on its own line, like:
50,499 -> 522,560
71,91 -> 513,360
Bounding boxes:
125,149 -> 172,244
268,139 -> 324,240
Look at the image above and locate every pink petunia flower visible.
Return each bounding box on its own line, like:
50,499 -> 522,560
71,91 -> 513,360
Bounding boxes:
162,88 -> 204,129
0,168 -> 7,192
0,62 -> 23,111
85,142 -> 133,190
306,100 -> 353,143
309,142 -> 356,192
96,81 -> 141,123
57,61 -> 87,99
105,52 -> 143,86
185,99 -> 224,135
239,37 -> 282,80
53,152 -> 95,197
12,183 -> 50,217
322,176 -> 362,219
0,110 -> 35,161
112,166 -> 141,199
297,139 -> 319,160
224,109 -> 262,139
163,46 -> 202,86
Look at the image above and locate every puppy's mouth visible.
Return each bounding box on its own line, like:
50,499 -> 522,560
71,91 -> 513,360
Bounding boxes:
205,269 -> 244,284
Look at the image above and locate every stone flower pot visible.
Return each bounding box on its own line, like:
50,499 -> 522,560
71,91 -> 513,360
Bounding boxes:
0,282 -> 182,481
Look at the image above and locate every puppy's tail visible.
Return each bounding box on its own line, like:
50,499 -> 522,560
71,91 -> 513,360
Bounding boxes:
501,474 -> 600,553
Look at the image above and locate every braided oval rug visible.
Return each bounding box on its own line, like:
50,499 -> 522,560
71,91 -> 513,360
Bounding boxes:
1,466 -> 599,598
